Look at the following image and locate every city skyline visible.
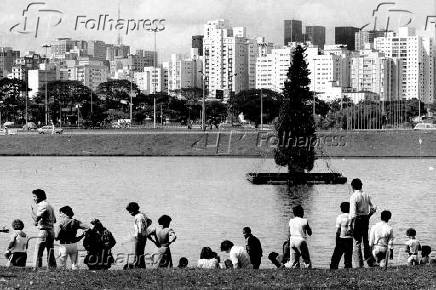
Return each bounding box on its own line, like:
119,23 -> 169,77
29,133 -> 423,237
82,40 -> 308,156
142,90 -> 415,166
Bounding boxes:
0,0 -> 435,59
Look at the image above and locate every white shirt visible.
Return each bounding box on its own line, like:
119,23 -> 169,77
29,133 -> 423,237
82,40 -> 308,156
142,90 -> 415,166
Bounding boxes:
197,258 -> 219,269
289,217 -> 308,239
229,246 -> 251,268
134,212 -> 149,238
406,239 -> 421,255
9,230 -> 28,253
349,190 -> 374,219
369,221 -> 394,249
336,213 -> 352,239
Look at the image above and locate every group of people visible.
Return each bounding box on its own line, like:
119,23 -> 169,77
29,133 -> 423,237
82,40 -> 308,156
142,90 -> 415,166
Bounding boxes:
2,180 -> 435,270
268,178 -> 434,269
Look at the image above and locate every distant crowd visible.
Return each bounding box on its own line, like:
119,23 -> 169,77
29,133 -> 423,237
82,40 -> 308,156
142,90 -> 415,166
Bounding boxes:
1,179 -> 435,270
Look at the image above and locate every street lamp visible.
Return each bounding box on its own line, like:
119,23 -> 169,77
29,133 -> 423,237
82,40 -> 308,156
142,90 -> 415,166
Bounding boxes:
260,88 -> 263,130
199,70 -> 206,131
42,44 -> 51,125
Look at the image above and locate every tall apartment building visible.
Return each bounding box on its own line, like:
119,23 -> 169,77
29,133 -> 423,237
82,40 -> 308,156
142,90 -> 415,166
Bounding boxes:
166,51 -> 203,93
350,49 -> 400,101
374,27 -> 434,103
106,45 -> 130,61
87,41 -> 107,61
255,47 -> 294,93
0,47 -> 20,76
11,53 -> 48,82
284,20 -> 303,45
192,35 -> 204,56
355,30 -> 387,51
110,52 -> 156,79
50,38 -> 88,59
27,68 -> 57,98
134,66 -> 167,94
335,26 -> 360,51
203,19 -> 249,99
247,37 -> 274,89
305,26 -> 326,48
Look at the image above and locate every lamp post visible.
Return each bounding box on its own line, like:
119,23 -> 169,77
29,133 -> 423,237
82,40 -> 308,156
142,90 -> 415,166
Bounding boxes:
199,71 -> 206,131
260,88 -> 263,130
42,44 -> 51,125
129,75 -> 133,124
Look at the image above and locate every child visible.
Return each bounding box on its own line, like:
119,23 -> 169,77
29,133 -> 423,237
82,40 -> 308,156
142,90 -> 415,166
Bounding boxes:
330,202 -> 353,269
285,205 -> 312,269
420,245 -> 432,265
405,228 -> 421,266
5,219 -> 28,267
55,206 -> 88,270
177,257 -> 188,268
148,215 -> 176,268
369,210 -> 394,267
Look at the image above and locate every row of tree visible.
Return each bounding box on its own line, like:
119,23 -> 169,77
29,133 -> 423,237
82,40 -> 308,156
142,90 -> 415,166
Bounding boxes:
0,77 -> 428,129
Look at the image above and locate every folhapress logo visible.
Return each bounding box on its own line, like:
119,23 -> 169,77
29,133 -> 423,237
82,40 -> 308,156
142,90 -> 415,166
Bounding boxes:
9,2 -> 64,38
10,2 -> 166,38
74,15 -> 166,35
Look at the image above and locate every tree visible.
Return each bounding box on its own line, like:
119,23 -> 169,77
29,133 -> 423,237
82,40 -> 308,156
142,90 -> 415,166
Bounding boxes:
230,89 -> 282,127
0,78 -> 28,124
274,45 -> 316,173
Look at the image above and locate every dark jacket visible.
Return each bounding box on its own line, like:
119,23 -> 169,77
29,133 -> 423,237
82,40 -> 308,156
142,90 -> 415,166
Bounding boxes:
83,227 -> 116,270
245,234 -> 263,264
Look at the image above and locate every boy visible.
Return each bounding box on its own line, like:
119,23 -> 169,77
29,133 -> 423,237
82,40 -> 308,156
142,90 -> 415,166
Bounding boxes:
148,215 -> 176,267
126,202 -> 152,268
5,219 -> 28,267
55,206 -> 88,270
405,228 -> 421,266
243,227 -> 263,269
420,246 -> 432,265
369,210 -> 394,267
285,205 -> 312,269
330,202 -> 353,269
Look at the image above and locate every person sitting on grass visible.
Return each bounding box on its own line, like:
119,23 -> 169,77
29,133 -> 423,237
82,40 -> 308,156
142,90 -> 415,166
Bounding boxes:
197,246 -> 219,269
83,219 -> 116,270
330,202 -> 353,269
419,246 -> 432,265
268,240 -> 290,268
4,219 -> 28,267
285,205 -> 312,269
220,240 -> 252,269
177,257 -> 188,268
224,259 -> 233,269
148,215 -> 176,268
369,210 -> 394,267
405,228 -> 421,266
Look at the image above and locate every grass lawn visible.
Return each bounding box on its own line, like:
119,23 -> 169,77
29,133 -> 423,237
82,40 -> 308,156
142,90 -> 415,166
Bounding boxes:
0,266 -> 435,289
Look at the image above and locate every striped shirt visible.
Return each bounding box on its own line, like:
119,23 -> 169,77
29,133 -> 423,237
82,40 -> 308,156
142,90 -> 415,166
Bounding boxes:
229,246 -> 251,268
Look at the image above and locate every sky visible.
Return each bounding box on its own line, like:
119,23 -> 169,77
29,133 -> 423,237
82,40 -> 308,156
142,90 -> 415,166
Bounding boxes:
0,0 -> 435,60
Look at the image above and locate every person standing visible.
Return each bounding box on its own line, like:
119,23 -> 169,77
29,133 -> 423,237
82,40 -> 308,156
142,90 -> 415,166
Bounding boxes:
220,240 -> 252,269
83,219 -> 116,270
126,202 -> 152,268
31,189 -> 57,269
349,178 -> 376,268
148,215 -> 176,268
285,205 -> 312,269
243,227 -> 263,269
369,210 -> 394,267
55,206 -> 88,270
5,219 -> 29,267
330,202 -> 353,269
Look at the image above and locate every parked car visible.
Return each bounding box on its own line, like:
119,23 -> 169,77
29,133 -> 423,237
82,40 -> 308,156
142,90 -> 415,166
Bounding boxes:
413,123 -> 436,130
37,126 -> 64,134
22,122 -> 37,131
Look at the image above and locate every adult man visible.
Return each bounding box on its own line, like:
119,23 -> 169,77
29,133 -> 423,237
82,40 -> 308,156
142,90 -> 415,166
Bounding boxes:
220,240 -> 252,269
369,210 -> 394,267
349,178 -> 376,268
126,202 -> 151,268
243,227 -> 263,269
31,189 -> 57,268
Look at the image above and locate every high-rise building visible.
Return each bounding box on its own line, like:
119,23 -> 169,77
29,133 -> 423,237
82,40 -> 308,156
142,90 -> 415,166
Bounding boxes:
166,51 -> 203,93
87,41 -> 107,61
305,26 -> 326,48
27,69 -> 57,98
106,45 -> 130,61
374,27 -> 435,103
335,26 -> 360,51
256,47 -> 294,93
203,19 -> 249,99
192,35 -> 204,56
0,47 -> 20,76
247,37 -> 274,89
350,49 -> 400,101
134,66 -> 167,94
284,20 -> 303,45
355,30 -> 387,51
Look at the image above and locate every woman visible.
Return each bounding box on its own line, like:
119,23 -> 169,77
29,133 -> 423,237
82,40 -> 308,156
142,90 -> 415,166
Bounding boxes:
83,219 -> 116,270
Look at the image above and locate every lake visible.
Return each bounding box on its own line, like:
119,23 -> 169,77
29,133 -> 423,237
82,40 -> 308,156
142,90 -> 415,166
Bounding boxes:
0,157 -> 435,269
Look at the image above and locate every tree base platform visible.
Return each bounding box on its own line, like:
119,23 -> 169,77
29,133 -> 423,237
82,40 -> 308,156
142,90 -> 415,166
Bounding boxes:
246,172 -> 347,185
